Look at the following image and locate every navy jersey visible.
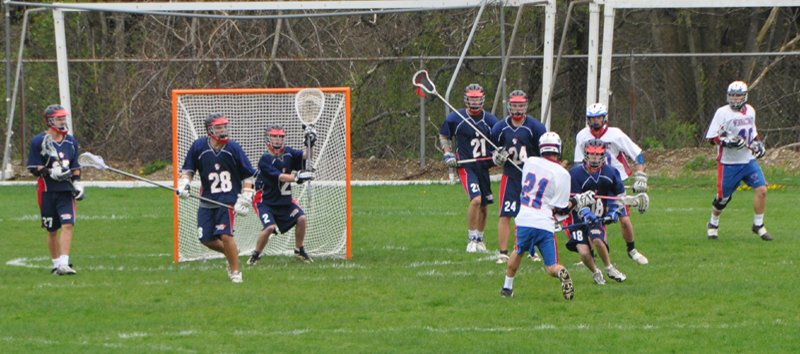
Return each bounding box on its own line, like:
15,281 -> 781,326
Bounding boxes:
569,164 -> 625,219
491,115 -> 548,179
181,137 -> 257,205
27,132 -> 80,193
255,146 -> 304,206
439,109 -> 498,169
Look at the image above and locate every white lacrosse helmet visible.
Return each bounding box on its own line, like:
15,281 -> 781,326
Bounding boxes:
727,81 -> 748,110
586,103 -> 608,130
539,132 -> 562,157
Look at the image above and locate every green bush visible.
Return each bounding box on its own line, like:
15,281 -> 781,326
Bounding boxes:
684,155 -> 717,171
640,136 -> 664,150
141,160 -> 169,175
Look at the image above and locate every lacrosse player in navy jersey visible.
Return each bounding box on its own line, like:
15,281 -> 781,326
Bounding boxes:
247,124 -> 317,265
705,81 -> 772,241
490,90 -> 548,264
565,139 -> 628,284
177,113 -> 257,283
26,104 -> 84,275
574,103 -> 649,265
501,132 -> 587,300
439,83 -> 499,253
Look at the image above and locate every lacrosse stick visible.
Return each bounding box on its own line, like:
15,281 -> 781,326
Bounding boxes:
457,156 -> 494,165
412,70 -> 522,173
570,192 -> 649,214
78,152 -> 233,210
555,217 -> 612,233
295,88 -> 325,208
41,134 -> 77,194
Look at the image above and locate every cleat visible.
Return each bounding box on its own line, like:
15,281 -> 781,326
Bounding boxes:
500,288 -> 515,297
628,249 -> 649,265
466,241 -> 478,253
606,266 -> 627,282
496,253 -> 509,264
527,252 -> 542,262
707,222 -> 719,240
592,269 -> 606,285
55,264 -> 76,275
558,268 -> 574,300
475,241 -> 487,252
247,251 -> 262,266
51,268 -> 58,275
229,270 -> 243,283
752,224 -> 773,241
294,248 -> 314,264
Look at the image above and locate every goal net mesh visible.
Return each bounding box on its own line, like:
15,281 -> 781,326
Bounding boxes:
172,88 -> 351,262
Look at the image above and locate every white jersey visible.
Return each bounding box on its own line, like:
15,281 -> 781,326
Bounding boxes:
515,156 -> 571,232
705,104 -> 758,165
574,127 -> 642,180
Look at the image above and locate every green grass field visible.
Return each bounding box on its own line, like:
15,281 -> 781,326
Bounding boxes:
1,177 -> 799,353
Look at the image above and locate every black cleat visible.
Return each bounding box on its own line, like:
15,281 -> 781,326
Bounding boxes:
752,224 -> 773,241
247,251 -> 262,266
558,268 -> 574,301
294,248 -> 314,264
707,222 -> 719,240
500,288 -> 514,297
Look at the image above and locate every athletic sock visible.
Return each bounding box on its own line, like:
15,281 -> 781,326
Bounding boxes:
59,255 -> 69,267
627,242 -> 635,253
468,229 -> 477,242
504,276 -> 514,290
52,258 -> 60,269
754,214 -> 764,226
710,213 -> 720,226
476,231 -> 484,242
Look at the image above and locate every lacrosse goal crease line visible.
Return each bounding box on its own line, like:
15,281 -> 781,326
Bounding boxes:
570,192 -> 650,214
411,69 -> 523,173
78,152 -> 234,210
41,134 -> 77,195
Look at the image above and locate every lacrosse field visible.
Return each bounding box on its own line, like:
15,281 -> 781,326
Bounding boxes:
1,177 -> 798,353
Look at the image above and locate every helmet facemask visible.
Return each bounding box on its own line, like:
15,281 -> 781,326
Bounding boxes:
583,140 -> 607,173
586,103 -> 608,131
727,81 -> 748,111
508,90 -> 528,121
44,105 -> 70,135
464,84 -> 485,115
265,125 -> 286,156
205,113 -> 229,144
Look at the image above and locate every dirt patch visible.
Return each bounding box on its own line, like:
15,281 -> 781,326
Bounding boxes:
5,147 -> 800,182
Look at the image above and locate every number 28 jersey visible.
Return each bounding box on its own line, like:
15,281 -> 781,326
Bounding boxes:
514,156 -> 571,232
181,137 -> 257,205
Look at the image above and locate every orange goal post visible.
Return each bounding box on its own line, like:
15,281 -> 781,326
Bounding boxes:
171,88 -> 351,262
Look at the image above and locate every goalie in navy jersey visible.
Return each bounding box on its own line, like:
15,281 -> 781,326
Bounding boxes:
564,139 -> 628,284
26,104 -> 84,275
489,90 -> 547,264
177,113 -> 257,283
439,83 -> 499,253
247,124 -> 317,265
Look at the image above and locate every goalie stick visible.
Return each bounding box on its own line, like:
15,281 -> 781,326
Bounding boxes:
570,192 -> 650,214
412,70 -> 522,173
78,152 -> 233,210
41,134 -> 77,195
295,88 -> 326,210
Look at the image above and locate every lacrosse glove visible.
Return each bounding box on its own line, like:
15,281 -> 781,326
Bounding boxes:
751,140 -> 766,159
176,177 -> 191,199
721,135 -> 746,149
632,171 -> 648,193
304,127 -> 317,148
295,170 -> 316,184
235,188 -> 254,217
605,202 -> 623,224
49,165 -> 72,181
574,190 -> 596,210
443,152 -> 458,168
73,180 -> 85,201
578,207 -> 599,228
492,149 -> 509,167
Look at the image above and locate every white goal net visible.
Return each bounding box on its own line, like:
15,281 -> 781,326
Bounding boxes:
172,88 -> 351,262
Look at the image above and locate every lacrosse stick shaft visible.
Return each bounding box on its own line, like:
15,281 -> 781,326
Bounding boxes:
457,157 -> 493,165
109,167 -> 233,210
555,217 -> 611,232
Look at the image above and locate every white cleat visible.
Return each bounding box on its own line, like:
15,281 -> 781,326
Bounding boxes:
606,266 -> 627,282
475,241 -> 487,252
54,264 -> 76,275
527,252 -> 542,262
707,222 -> 719,240
466,241 -> 478,253
592,269 -> 606,285
628,249 -> 649,265
496,253 -> 509,264
229,270 -> 243,283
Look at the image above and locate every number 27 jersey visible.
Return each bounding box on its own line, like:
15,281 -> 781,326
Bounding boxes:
181,137 -> 257,205
514,156 -> 571,232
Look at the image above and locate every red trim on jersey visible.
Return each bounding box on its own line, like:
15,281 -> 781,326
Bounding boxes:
715,144 -> 723,162
457,167 -> 469,197
551,232 -> 560,264
716,164 -> 724,199
498,175 -> 508,208
37,177 -> 44,209
616,153 -> 634,177
591,126 -> 608,139
228,208 -> 236,232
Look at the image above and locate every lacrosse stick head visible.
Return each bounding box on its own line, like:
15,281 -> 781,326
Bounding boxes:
633,193 -> 649,214
40,133 -> 59,159
78,152 -> 109,170
295,88 -> 325,126
412,70 -> 437,97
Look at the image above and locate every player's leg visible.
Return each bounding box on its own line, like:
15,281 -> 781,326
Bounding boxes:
497,175 -> 521,262
52,193 -> 76,275
745,161 -> 772,241
590,227 -> 626,282
537,229 -> 573,300
497,217 -> 511,263
709,163 -> 740,239
220,234 -> 242,283
460,168 -> 483,252
474,168 -> 493,252
501,226 -> 535,297
293,214 -> 314,264
249,204 -> 277,265
620,213 -> 647,265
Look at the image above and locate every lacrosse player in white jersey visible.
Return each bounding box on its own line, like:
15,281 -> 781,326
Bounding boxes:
704,81 -> 772,241
574,103 -> 649,265
501,132 -> 593,300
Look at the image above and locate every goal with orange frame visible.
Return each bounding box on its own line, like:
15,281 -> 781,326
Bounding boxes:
171,88 -> 351,262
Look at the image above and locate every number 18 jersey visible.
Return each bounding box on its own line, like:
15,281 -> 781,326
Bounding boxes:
515,156 -> 571,232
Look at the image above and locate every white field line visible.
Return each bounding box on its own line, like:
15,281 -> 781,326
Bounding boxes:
1,213 -> 168,223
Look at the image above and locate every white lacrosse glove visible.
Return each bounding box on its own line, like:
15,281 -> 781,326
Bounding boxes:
492,149 -> 509,167
751,140 -> 766,159
73,180 -> 85,201
720,135 -> 746,149
49,165 -> 72,181
303,126 -> 317,148
443,152 -> 458,168
632,171 -> 648,193
574,190 -> 596,210
295,170 -> 316,184
176,177 -> 191,199
234,188 -> 254,217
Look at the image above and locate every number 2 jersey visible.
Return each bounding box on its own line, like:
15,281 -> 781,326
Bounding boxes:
515,156 -> 571,233
439,109 -> 498,169
181,137 -> 257,206
705,103 -> 758,165
490,115 -> 548,179
254,146 -> 304,206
